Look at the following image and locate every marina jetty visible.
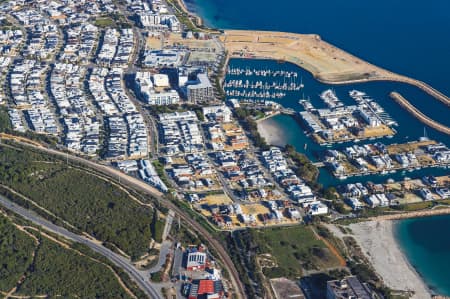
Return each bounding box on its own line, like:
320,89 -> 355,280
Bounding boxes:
390,92 -> 450,136
220,30 -> 450,106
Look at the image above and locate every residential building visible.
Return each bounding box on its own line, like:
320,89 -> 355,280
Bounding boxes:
187,279 -> 225,299
135,72 -> 180,105
327,276 -> 374,299
187,73 -> 214,103
306,201 -> 328,216
202,105 -> 232,123
186,251 -> 207,271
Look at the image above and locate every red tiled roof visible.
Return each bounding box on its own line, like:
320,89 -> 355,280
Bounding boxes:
198,280 -> 215,294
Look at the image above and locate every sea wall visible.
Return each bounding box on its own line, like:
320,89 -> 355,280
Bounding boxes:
371,207 -> 450,221
390,92 -> 450,135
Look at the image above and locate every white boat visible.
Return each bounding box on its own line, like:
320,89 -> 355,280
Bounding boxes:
349,90 -> 366,98
320,89 -> 343,108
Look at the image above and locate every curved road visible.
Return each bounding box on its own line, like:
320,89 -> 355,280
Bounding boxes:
0,137 -> 247,299
0,195 -> 161,299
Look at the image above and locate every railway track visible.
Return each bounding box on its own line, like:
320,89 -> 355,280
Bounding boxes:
0,137 -> 247,299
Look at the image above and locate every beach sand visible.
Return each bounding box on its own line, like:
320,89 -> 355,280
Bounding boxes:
349,221 -> 432,299
257,118 -> 286,147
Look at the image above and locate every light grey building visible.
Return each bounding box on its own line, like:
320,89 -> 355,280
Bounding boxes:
187,73 -> 214,103
326,276 -> 374,299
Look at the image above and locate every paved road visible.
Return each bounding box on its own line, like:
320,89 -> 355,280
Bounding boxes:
0,195 -> 162,299
149,240 -> 172,274
162,210 -> 175,241
1,139 -> 246,299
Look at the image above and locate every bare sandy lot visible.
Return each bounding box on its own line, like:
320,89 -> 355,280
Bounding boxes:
221,30 -> 396,83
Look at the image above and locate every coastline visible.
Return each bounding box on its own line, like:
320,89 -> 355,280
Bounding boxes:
175,0 -> 189,13
350,220 -> 433,298
370,207 -> 450,221
175,4 -> 450,124
173,0 -> 204,27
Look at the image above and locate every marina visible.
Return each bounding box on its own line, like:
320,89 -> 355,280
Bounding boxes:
0,0 -> 447,298
226,66 -> 299,78
225,66 -> 304,101
225,59 -> 450,189
225,89 -> 286,99
349,90 -> 398,126
224,79 -> 304,91
320,89 -> 343,109
298,88 -> 397,145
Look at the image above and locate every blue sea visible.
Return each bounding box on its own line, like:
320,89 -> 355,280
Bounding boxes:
187,0 -> 450,294
396,215 -> 450,296
186,0 -> 450,96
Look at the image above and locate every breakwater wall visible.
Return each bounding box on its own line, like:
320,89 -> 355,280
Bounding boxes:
389,92 -> 450,136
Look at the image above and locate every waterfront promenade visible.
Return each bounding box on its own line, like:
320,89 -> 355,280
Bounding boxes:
371,207 -> 450,221
221,30 -> 449,107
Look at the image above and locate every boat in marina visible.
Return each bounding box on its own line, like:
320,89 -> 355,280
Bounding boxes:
298,99 -> 314,110
349,89 -> 398,126
320,89 -> 343,108
226,66 -> 299,78
224,77 -> 304,92
349,90 -> 366,98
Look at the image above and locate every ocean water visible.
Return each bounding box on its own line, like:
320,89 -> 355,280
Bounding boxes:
396,216 -> 450,296
186,0 -> 450,96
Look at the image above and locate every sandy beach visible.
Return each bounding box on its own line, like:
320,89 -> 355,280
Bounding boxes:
257,117 -> 286,147
349,221 -> 432,299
